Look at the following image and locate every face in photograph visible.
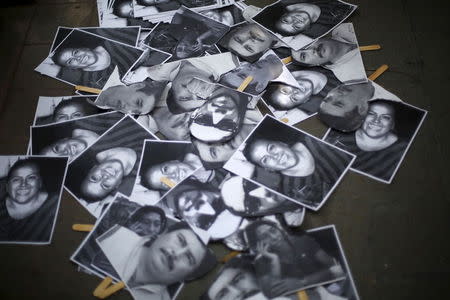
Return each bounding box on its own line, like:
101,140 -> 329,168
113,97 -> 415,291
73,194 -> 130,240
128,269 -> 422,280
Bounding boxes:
292,37 -> 347,66
96,80 -> 163,114
264,70 -> 327,110
207,262 -> 259,300
220,54 -> 283,94
137,0 -> 171,6
221,176 -> 294,216
167,61 -> 215,113
125,207 -> 166,237
112,0 -> 134,18
40,137 -> 88,159
274,4 -> 321,36
202,9 -> 234,26
360,102 -> 395,139
52,45 -> 111,72
152,107 -> 192,141
7,161 -> 43,205
225,24 -> 274,61
144,160 -> 197,191
189,88 -> 246,143
175,187 -> 221,229
140,225 -> 208,285
53,99 -> 98,123
243,138 -> 315,177
319,82 -> 374,131
193,124 -> 254,164
173,32 -> 205,59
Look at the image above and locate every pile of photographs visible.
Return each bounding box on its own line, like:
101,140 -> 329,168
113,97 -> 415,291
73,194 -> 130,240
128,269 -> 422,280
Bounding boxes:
1,1 -> 427,299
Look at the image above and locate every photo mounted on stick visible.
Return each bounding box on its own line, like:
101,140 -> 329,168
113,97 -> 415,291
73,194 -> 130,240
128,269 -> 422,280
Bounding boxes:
252,0 -> 357,51
323,99 -> 427,183
97,208 -> 216,300
291,22 -> 367,84
65,116 -> 157,218
0,156 -> 68,244
131,140 -> 204,205
224,115 -> 355,210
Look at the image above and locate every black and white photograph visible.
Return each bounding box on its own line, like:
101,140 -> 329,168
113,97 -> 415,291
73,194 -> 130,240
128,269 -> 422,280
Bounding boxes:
317,80 -> 402,132
220,175 -> 306,218
71,194 -> 177,283
64,115 -> 157,217
200,3 -> 245,26
189,84 -> 252,143
157,168 -> 244,240
218,22 -> 278,63
192,108 -> 263,169
35,29 -> 144,89
33,95 -> 108,126
262,63 -> 343,125
142,7 -> 230,61
243,221 -> 347,298
224,115 -> 355,210
49,26 -> 141,53
95,77 -> 167,115
97,0 -> 156,28
132,0 -> 182,18
219,50 -> 284,96
0,156 -> 68,244
323,99 -> 427,183
97,214 -> 216,300
252,0 -> 357,51
131,140 -> 203,205
31,112 -> 124,161
291,23 -> 367,84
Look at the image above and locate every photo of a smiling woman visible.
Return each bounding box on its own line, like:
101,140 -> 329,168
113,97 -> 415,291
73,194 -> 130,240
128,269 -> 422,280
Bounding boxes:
224,116 -> 354,209
0,156 -> 67,244
324,99 -> 427,183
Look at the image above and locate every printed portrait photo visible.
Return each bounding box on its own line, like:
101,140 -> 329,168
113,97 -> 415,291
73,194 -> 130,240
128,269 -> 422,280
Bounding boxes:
252,0 -> 357,51
199,3 -> 245,26
31,112 -> 123,161
323,99 -> 427,183
97,215 -> 216,300
33,95 -> 108,126
0,156 -> 68,244
131,140 -> 203,205
262,64 -> 343,125
291,23 -> 367,84
35,29 -> 144,89
224,115 -> 355,210
65,116 -> 157,217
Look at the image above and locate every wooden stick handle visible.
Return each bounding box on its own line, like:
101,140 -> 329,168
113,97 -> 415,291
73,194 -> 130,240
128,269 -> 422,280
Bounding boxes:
93,277 -> 112,297
160,176 -> 176,188
72,224 -> 94,232
236,76 -> 253,92
297,290 -> 309,300
281,56 -> 292,64
75,85 -> 102,94
220,251 -> 241,263
359,44 -> 381,51
368,64 -> 389,81
97,282 -> 126,299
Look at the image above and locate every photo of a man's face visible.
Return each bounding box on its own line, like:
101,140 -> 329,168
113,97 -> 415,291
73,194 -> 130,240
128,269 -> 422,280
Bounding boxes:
225,23 -> 273,61
207,266 -> 259,300
40,137 -> 88,159
7,163 -> 42,205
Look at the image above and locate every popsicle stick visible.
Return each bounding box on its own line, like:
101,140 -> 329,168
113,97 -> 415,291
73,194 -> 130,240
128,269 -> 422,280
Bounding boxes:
75,85 -> 102,94
93,277 -> 113,297
220,251 -> 241,263
236,76 -> 253,92
160,176 -> 176,188
359,44 -> 381,51
72,224 -> 94,232
368,64 -> 389,81
281,118 -> 289,123
297,290 -> 309,300
281,56 -> 293,64
97,282 -> 126,299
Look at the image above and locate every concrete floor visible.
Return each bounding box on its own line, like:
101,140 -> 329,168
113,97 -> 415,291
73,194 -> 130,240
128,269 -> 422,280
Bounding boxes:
0,0 -> 449,299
